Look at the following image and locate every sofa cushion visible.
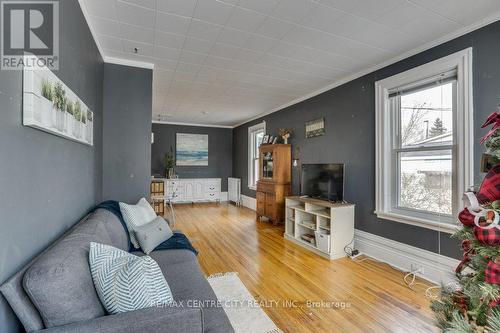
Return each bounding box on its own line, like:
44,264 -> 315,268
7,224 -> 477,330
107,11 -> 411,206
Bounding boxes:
89,242 -> 173,314
152,250 -> 234,333
94,208 -> 129,251
119,198 -> 157,249
23,217 -> 113,328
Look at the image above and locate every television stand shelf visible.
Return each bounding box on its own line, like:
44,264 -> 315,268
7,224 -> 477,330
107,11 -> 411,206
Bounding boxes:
284,196 -> 355,260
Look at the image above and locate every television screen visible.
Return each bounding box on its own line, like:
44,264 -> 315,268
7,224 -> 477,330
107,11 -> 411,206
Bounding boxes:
300,164 -> 344,202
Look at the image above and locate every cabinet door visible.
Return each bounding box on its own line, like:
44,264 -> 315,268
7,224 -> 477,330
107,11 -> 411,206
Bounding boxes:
184,182 -> 194,201
256,191 -> 266,216
265,193 -> 276,218
193,181 -> 204,200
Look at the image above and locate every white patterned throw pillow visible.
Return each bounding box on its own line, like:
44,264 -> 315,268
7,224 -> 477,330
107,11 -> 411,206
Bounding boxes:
119,198 -> 157,248
89,242 -> 173,314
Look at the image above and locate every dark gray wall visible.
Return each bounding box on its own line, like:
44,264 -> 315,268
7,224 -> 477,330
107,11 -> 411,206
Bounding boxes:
233,21 -> 500,260
0,1 -> 104,332
151,123 -> 233,191
102,63 -> 152,203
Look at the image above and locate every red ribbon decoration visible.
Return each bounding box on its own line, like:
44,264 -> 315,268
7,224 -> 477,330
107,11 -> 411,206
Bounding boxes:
480,111 -> 500,144
455,240 -> 475,274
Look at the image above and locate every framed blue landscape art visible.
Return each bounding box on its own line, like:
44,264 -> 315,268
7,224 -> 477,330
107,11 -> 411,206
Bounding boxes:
176,133 -> 208,166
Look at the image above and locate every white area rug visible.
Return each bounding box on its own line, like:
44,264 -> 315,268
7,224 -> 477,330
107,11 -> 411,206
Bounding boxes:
207,272 -> 282,333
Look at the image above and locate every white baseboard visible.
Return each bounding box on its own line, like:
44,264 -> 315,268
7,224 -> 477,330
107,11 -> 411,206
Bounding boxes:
354,229 -> 459,285
220,192 -> 228,202
241,195 -> 256,211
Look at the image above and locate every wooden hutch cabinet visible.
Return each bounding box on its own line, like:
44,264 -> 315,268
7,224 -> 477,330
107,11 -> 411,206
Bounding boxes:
256,144 -> 291,224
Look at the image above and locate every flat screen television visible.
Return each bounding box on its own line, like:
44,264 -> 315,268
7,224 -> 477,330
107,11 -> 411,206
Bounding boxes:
300,164 -> 345,202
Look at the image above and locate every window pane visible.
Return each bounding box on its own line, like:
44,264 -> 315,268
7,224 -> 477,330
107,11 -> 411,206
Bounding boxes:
398,149 -> 452,215
255,131 -> 264,158
400,82 -> 454,148
253,158 -> 259,184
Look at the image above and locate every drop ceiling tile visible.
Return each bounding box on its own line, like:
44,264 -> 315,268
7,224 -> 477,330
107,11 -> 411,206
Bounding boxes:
155,31 -> 186,49
270,0 -> 313,23
399,10 -> 461,42
256,17 -> 295,39
318,0 -> 403,21
226,6 -> 267,32
122,40 -> 154,56
238,0 -> 280,14
90,16 -> 122,37
217,28 -> 251,47
119,0 -> 156,10
193,0 -> 235,25
84,0 -> 117,19
153,45 -> 181,60
234,48 -> 264,63
176,62 -> 202,74
120,23 -> 154,44
187,19 -> 223,42
178,50 -> 208,64
156,12 -> 191,35
98,34 -> 123,52
244,34 -> 277,52
183,37 -> 214,53
116,1 -> 155,29
375,2 -> 427,29
210,43 -> 241,58
154,58 -> 178,71
157,0 -> 197,17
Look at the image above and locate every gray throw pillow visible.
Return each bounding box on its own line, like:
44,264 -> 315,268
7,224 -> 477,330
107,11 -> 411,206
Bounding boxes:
135,216 -> 173,254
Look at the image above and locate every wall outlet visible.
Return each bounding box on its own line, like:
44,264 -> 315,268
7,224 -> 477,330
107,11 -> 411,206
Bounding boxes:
410,264 -> 424,275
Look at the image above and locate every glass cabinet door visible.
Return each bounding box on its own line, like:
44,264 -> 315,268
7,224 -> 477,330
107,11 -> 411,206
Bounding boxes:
262,151 -> 274,179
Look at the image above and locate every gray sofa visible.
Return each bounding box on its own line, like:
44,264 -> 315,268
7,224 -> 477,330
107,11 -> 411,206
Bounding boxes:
0,209 -> 234,333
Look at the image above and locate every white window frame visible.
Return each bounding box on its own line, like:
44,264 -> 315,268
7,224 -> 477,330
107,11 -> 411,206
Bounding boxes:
375,48 -> 473,233
248,121 -> 266,190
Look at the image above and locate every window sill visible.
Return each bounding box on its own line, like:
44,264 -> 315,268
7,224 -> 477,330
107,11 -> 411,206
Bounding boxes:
374,210 -> 460,234
248,185 -> 257,191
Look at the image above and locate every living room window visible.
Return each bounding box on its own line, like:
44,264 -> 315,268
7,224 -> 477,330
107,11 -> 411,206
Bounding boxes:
248,122 -> 265,190
375,49 -> 473,232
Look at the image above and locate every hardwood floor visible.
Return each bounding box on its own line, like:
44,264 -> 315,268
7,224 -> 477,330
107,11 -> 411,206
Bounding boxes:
171,203 -> 438,333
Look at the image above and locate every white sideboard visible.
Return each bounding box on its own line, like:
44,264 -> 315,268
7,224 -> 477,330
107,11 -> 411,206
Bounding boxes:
156,178 -> 221,203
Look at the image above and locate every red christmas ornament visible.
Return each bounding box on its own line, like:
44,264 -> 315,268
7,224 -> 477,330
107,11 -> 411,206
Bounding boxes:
476,164 -> 500,204
458,207 -> 475,227
485,260 -> 500,285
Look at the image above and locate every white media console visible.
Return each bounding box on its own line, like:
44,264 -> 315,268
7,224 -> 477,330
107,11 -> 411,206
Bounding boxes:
285,196 -> 355,260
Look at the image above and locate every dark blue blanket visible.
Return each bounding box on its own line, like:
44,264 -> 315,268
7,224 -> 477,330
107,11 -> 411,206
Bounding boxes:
93,200 -> 198,255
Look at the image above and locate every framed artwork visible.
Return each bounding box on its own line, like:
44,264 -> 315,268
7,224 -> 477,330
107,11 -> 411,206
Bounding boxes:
176,133 -> 208,166
306,118 -> 325,138
262,134 -> 270,144
23,56 -> 93,145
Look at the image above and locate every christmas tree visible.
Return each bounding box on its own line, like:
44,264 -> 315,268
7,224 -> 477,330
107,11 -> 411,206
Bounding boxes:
429,117 -> 447,137
430,111 -> 500,332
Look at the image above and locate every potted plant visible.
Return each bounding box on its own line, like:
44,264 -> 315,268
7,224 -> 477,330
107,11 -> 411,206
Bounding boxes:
65,98 -> 74,135
40,80 -> 53,126
52,82 -> 66,131
73,100 -> 82,138
86,109 -> 93,143
164,146 -> 175,179
278,128 -> 293,144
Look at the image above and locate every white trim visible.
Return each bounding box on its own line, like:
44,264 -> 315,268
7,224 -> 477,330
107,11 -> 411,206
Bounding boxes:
241,195 -> 256,211
354,229 -> 460,285
248,122 -> 266,189
152,120 -> 233,129
374,48 -> 474,232
104,56 -> 154,69
220,192 -> 228,202
230,13 -> 500,128
77,0 -> 104,58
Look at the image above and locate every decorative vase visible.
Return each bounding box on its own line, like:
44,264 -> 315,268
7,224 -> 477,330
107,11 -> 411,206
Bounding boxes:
284,138 -> 288,144
166,168 -> 175,179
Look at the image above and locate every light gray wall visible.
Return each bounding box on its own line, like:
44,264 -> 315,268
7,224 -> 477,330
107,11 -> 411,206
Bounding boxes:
233,21 -> 500,260
0,1 -> 104,332
151,123 -> 233,191
102,63 -> 153,203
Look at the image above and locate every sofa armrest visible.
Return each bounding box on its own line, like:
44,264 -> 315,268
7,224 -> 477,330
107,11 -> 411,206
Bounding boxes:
39,306 -> 203,333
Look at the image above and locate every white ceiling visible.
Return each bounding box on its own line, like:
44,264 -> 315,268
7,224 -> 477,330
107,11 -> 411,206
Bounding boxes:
80,0 -> 500,127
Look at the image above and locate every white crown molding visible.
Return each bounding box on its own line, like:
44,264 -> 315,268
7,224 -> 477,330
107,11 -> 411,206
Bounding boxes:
77,0 -> 104,59
152,120 -> 233,129
233,11 -> 500,128
104,56 -> 155,69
